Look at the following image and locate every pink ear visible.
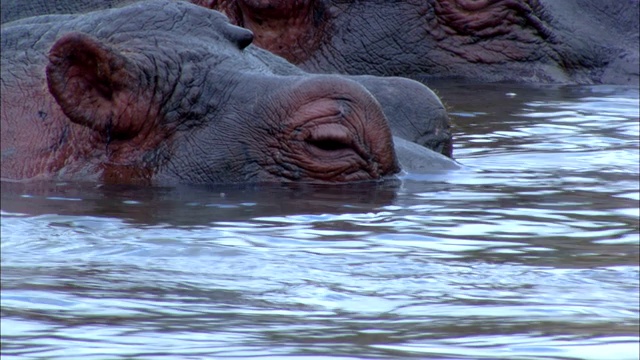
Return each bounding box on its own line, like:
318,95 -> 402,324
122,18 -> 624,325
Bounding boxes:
46,32 -> 140,137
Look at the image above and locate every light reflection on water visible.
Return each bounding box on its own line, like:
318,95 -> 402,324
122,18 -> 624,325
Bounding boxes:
1,84 -> 639,360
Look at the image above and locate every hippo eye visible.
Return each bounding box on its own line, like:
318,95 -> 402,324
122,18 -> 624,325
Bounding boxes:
306,138 -> 352,152
304,123 -> 355,153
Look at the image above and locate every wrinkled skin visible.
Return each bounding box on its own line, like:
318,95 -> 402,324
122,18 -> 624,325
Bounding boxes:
3,0 -> 638,85
2,1 -> 459,185
237,50 -> 453,156
2,1 -> 414,185
1,0 -> 454,157
209,0 -> 639,85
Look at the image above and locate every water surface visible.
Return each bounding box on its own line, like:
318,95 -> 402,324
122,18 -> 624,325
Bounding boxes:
2,83 -> 639,359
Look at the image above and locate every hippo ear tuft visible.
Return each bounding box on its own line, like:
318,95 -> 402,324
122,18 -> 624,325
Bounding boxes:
46,32 -> 139,137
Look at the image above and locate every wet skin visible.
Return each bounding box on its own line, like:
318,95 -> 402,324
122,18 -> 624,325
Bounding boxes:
1,1 -> 404,185
210,0 -> 639,85
3,0 -> 637,85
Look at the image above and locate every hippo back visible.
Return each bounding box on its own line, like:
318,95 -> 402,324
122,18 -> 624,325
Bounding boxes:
1,0 -> 137,24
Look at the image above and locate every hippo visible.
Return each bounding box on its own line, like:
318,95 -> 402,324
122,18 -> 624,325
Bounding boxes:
1,0 -> 457,185
0,0 -> 453,156
209,0 -> 639,85
4,1 -> 637,85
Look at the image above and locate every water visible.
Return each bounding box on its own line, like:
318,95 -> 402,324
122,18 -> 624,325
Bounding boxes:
1,83 -> 638,360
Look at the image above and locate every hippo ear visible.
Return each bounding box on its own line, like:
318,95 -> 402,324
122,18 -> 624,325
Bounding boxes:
46,32 -> 141,137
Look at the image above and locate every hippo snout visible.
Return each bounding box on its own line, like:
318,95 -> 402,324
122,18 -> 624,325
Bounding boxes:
262,76 -> 400,182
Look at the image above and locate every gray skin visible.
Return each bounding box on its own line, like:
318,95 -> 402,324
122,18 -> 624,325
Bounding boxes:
5,0 -> 637,86
208,0 -> 640,85
1,1 -> 457,185
244,49 -> 453,156
0,0 -> 138,23
0,0 -> 453,157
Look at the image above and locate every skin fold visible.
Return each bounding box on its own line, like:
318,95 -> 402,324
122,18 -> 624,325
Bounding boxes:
3,0 -> 637,85
209,0 -> 640,85
1,1 -> 458,185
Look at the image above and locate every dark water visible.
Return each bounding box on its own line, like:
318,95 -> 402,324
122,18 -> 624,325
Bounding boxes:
2,83 -> 638,360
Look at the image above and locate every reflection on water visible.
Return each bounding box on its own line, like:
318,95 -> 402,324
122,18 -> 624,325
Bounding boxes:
2,84 -> 639,359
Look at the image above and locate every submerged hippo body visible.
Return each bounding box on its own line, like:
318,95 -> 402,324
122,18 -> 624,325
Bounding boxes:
1,1 -> 457,185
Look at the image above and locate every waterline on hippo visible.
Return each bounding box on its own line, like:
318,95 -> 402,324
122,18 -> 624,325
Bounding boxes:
0,0 -> 459,186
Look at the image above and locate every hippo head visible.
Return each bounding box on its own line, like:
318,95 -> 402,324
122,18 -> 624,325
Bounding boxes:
40,1 -> 399,184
